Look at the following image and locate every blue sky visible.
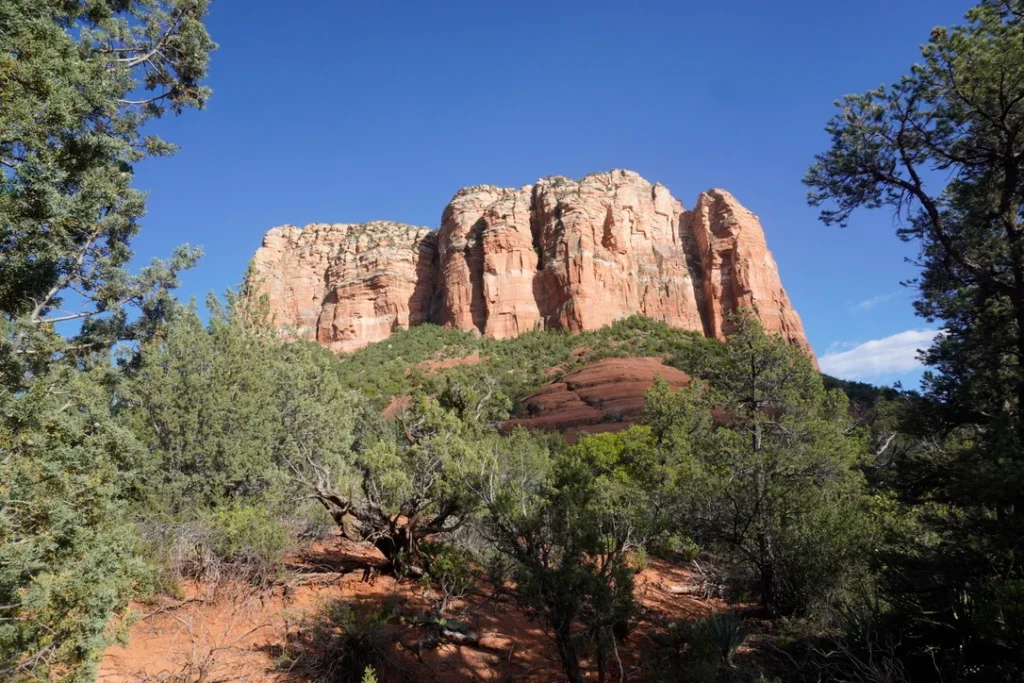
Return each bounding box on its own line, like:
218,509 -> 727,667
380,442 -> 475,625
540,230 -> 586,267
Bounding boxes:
130,0 -> 971,387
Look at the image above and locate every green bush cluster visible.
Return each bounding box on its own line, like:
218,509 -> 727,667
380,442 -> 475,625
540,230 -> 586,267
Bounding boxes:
136,504 -> 291,594
112,306 -> 882,682
648,613 -> 772,683
200,504 -> 290,586
338,314 -> 726,416
281,599 -> 398,683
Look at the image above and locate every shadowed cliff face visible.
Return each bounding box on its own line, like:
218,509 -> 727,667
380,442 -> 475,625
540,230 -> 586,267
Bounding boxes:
251,170 -> 816,363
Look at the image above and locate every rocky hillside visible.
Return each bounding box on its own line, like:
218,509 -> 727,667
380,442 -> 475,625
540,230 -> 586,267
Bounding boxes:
251,170 -> 814,361
502,357 -> 691,443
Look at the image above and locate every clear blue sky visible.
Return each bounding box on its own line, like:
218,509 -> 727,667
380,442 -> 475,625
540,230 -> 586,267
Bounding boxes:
130,0 -> 972,387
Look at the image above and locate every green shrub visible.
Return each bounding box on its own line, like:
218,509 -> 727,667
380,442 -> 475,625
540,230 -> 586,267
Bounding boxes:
202,503 -> 289,587
287,500 -> 339,543
753,489 -> 877,618
476,429 -> 651,682
1,374 -> 151,681
136,522 -> 189,600
644,317 -> 877,618
647,613 -> 752,683
334,317 -> 727,416
139,504 -> 289,592
282,600 -> 398,683
649,532 -> 700,561
687,613 -> 748,668
419,541 -> 480,616
976,579 -> 1024,670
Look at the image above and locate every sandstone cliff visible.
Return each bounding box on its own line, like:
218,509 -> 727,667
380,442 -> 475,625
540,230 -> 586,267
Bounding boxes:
251,170 -> 815,360
251,221 -> 436,352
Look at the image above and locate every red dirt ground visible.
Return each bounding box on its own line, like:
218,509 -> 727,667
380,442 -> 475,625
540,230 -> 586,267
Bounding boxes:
98,539 -> 720,682
414,351 -> 484,376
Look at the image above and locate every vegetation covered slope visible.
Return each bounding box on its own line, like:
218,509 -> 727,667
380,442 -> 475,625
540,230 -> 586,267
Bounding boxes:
333,315 -> 727,414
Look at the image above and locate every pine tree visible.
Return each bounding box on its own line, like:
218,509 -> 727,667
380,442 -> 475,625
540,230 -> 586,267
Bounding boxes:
645,317 -> 873,616
806,2 -> 1024,675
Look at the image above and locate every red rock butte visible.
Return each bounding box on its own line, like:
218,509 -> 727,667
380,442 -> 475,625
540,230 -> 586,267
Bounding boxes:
251,170 -> 815,363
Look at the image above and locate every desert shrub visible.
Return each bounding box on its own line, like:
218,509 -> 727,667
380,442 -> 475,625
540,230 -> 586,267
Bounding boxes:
688,613 -> 748,669
136,519 -> 200,599
292,398 -> 483,574
282,600 -> 399,683
418,541 -> 480,616
649,531 -> 701,561
286,500 -> 339,543
474,429 -> 656,683
120,305 -> 283,513
139,504 -> 289,591
644,317 -> 877,617
780,608 -> 908,683
0,372 -> 151,681
647,613 -> 756,683
201,503 -> 289,587
121,301 -> 361,515
476,543 -> 517,590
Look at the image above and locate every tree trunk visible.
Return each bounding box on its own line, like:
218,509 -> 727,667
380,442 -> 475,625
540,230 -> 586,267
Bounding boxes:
759,562 -> 778,618
553,618 -> 586,683
757,530 -> 778,618
320,508 -> 423,576
373,528 -> 424,575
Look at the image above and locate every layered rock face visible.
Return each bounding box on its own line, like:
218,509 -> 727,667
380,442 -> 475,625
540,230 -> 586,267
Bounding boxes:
687,189 -> 810,344
435,172 -> 704,337
252,221 -> 436,353
503,357 -> 691,444
252,170 -> 814,360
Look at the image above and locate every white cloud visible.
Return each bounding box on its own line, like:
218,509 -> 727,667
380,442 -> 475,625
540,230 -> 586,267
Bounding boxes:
819,329 -> 941,380
850,292 -> 898,313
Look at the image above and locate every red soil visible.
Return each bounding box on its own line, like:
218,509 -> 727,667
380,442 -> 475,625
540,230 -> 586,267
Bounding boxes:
414,351 -> 484,376
98,539 -> 718,682
382,394 -> 411,419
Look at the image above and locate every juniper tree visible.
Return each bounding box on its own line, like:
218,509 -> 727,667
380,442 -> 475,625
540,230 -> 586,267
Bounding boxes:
294,396 -> 482,574
0,2 -> 215,678
0,368 -> 150,681
121,300 -> 287,511
125,296 -> 478,575
474,428 -> 658,683
1,0 -> 215,383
